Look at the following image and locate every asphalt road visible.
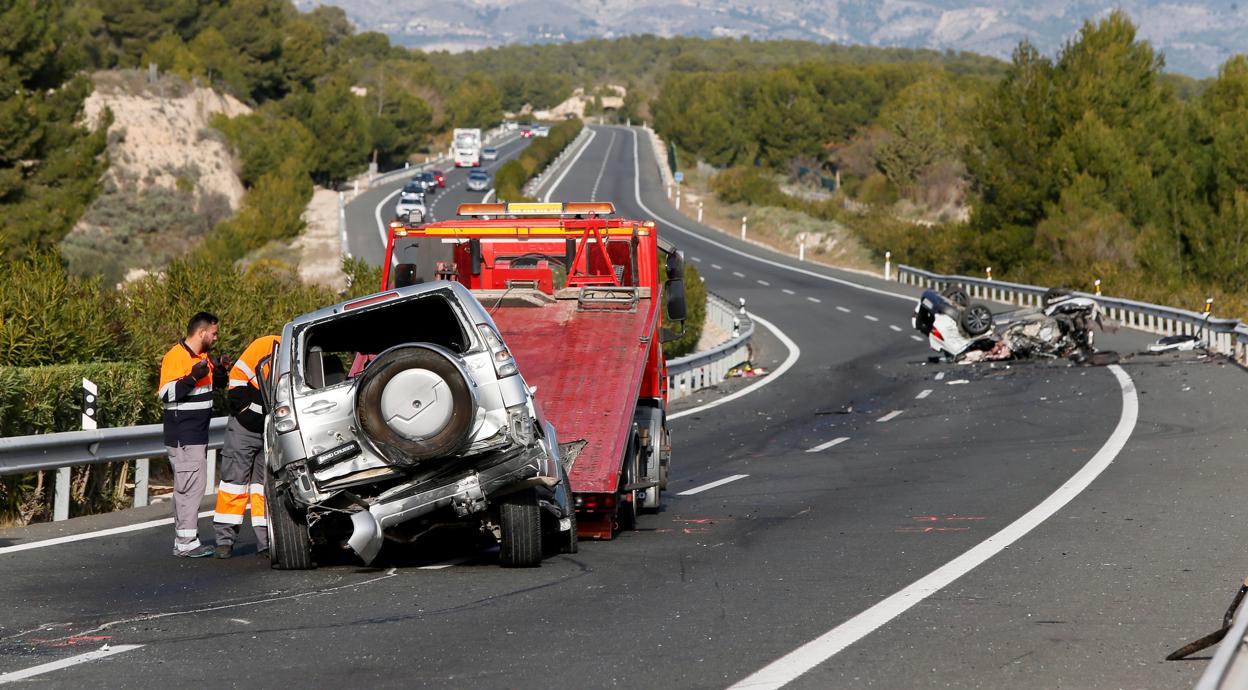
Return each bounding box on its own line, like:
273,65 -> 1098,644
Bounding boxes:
1,125 -> 1246,689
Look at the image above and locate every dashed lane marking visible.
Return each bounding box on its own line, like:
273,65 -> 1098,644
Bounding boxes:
806,437 -> 850,453
711,264 -> 723,270
889,325 -> 902,332
836,306 -> 851,313
876,410 -> 904,423
677,475 -> 750,496
807,297 -> 821,304
691,256 -> 702,262
935,372 -> 946,381
728,365 -> 1139,690
782,289 -> 795,295
0,644 -> 144,683
733,271 -> 746,278
864,315 -> 879,322
915,389 -> 932,400
757,280 -> 770,286
910,335 -> 924,342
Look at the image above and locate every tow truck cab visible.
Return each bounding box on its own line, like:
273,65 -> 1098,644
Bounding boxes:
382,202 -> 685,538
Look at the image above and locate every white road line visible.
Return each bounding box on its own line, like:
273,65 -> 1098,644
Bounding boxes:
587,129 -> 618,202
915,389 -> 932,400
864,315 -> 879,322
0,510 -> 214,556
374,185 -> 403,252
835,306 -> 851,313
782,289 -> 795,295
935,372 -> 946,381
889,325 -> 902,332
711,264 -> 723,270
483,188 -> 495,203
910,335 -> 924,342
0,644 -> 144,683
733,271 -> 746,278
691,256 -> 702,262
542,128 -> 598,202
806,297 -> 821,304
876,410 -> 904,422
728,365 -> 1139,690
757,280 -> 770,286
628,129 -> 914,304
677,474 -> 749,496
670,313 -> 799,421
806,437 -> 850,453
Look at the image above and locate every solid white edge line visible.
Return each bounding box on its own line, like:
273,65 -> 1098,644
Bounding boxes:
483,188 -> 495,203
728,364 -> 1139,689
876,410 -> 903,422
677,474 -> 749,496
806,437 -> 850,453
915,389 -> 933,400
542,128 -> 598,202
625,127 -> 914,304
668,312 -> 799,421
0,644 -> 144,683
0,510 -> 214,556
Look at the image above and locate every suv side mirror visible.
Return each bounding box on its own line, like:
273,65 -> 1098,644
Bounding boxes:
393,263 -> 419,288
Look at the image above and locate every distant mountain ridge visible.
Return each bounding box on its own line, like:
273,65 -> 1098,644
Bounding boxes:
293,0 -> 1246,77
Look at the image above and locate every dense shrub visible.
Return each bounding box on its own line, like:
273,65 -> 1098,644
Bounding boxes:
662,263 -> 706,358
0,254 -> 124,367
192,157 -> 313,264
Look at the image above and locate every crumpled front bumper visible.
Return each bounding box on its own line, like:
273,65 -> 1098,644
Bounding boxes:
346,443 -> 553,565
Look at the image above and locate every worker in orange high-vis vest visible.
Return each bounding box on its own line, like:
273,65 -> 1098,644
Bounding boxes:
159,311 -> 229,558
213,334 -> 280,559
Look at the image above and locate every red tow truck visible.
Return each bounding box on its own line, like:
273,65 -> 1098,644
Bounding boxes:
380,201 -> 685,538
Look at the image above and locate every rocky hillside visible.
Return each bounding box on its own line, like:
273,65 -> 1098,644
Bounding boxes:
61,71 -> 251,285
300,0 -> 1246,77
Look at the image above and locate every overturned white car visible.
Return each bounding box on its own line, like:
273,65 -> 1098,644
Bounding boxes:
262,282 -> 575,569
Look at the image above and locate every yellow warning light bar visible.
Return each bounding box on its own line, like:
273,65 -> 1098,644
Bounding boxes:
456,202 -> 616,217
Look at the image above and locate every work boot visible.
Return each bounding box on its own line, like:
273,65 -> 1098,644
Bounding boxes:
214,544 -> 233,559
175,545 -> 215,558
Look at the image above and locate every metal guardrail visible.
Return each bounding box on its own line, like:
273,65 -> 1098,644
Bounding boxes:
0,417 -> 228,518
523,127 -> 593,198
667,293 -> 754,402
896,265 -> 1248,364
1197,594 -> 1248,690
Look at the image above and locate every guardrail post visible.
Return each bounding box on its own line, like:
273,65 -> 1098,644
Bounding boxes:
134,457 -> 149,508
675,186 -> 682,210
741,216 -> 747,241
697,201 -> 703,223
799,234 -> 806,262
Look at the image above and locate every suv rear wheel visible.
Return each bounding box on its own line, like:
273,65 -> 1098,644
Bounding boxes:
355,346 -> 474,467
499,489 -> 543,567
266,467 -> 315,570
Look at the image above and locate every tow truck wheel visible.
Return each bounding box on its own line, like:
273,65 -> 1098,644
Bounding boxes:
617,434 -> 640,531
499,489 -> 543,567
265,467 -> 315,570
355,346 -> 474,466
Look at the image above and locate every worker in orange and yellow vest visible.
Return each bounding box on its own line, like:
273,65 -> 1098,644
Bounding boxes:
212,335 -> 281,559
159,312 -> 229,558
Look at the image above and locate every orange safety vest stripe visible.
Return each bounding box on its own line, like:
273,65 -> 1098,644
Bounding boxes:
229,335 -> 280,389
158,341 -> 212,397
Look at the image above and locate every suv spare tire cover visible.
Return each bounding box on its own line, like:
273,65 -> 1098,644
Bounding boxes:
355,346 -> 475,466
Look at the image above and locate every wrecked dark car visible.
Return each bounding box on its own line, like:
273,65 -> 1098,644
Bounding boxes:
263,282 -> 575,570
914,286 -> 1111,363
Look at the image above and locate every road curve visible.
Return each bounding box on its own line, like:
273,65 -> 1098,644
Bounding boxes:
0,126 -> 1244,690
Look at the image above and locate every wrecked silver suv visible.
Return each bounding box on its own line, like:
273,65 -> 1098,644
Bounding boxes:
263,282 -> 575,569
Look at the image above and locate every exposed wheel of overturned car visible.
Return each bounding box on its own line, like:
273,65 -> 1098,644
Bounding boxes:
499,488 -> 543,567
941,286 -> 970,308
355,346 -> 475,466
266,465 -> 316,570
960,302 -> 994,337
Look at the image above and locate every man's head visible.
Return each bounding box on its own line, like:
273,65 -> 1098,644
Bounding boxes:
186,312 -> 220,353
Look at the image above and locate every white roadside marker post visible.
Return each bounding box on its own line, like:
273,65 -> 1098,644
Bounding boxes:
740,216 -> 747,241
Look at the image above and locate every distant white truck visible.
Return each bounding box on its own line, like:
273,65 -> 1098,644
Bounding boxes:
453,128 -> 482,167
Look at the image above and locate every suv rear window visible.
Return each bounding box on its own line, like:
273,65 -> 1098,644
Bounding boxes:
300,293 -> 471,389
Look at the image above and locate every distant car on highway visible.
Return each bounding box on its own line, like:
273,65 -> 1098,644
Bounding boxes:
430,169 -> 446,187
502,121 -> 518,131
533,125 -> 550,138
412,171 -> 438,194
466,170 -> 491,192
519,122 -> 533,138
395,183 -> 427,223
481,147 -> 498,161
